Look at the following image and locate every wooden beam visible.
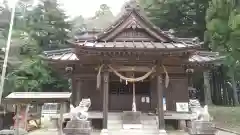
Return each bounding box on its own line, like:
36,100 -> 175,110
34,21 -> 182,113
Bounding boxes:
108,66 -> 153,72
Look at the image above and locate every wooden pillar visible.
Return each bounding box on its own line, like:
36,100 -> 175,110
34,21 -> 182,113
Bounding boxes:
15,104 -> 20,135
70,77 -> 76,106
156,63 -> 167,135
203,71 -> 212,105
101,71 -> 109,135
75,79 -> 82,106
187,69 -> 194,87
187,68 -> 195,99
58,102 -> 64,135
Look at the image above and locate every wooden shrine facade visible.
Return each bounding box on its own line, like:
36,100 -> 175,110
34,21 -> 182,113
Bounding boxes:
43,1 -> 223,134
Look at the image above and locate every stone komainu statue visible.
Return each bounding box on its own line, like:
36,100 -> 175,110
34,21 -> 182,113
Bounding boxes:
70,98 -> 91,121
189,99 -> 211,121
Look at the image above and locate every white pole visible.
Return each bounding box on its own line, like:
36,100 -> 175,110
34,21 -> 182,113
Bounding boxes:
0,2 -> 17,104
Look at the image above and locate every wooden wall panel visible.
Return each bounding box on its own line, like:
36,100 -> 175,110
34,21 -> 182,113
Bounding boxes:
81,80 -> 103,111
165,76 -> 188,111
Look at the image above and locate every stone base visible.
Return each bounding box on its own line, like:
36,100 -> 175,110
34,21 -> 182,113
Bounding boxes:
159,129 -> 168,135
100,129 -> 108,135
188,121 -> 216,135
178,120 -> 187,131
0,128 -> 28,135
63,120 -> 91,135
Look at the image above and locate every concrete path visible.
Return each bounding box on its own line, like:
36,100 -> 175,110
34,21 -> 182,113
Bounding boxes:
28,129 -> 238,135
217,130 -> 238,135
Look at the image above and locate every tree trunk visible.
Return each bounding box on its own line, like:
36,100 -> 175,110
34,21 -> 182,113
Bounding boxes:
230,71 -> 239,106
212,70 -> 217,104
220,66 -> 229,105
216,71 -> 222,105
203,71 -> 212,105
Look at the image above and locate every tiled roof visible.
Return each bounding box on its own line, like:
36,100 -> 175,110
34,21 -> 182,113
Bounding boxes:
4,92 -> 72,104
43,48 -> 223,63
71,41 -> 200,50
43,48 -> 79,61
189,51 -> 224,63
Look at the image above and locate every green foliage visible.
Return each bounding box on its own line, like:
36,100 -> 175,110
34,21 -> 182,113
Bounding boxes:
139,0 -> 210,42
206,0 -> 240,105
2,0 -> 70,93
7,58 -> 51,92
206,0 -> 240,70
24,0 -> 71,50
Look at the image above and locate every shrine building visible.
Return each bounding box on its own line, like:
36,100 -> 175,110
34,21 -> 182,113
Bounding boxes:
43,1 -> 222,134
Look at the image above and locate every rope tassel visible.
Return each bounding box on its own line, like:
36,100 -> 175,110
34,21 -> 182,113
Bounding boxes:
162,65 -> 169,88
96,65 -> 104,90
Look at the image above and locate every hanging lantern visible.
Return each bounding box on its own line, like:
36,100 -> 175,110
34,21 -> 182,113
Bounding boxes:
186,68 -> 194,73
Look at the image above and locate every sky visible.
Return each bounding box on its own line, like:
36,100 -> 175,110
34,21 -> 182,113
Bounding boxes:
59,0 -> 129,18
0,0 -> 130,18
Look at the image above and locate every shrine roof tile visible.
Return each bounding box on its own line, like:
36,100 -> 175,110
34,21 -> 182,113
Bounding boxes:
43,48 -> 223,64
72,41 -> 200,50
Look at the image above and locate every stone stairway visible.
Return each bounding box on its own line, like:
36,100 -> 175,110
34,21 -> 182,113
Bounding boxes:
107,113 -> 159,135
141,114 -> 159,134
108,113 -> 122,130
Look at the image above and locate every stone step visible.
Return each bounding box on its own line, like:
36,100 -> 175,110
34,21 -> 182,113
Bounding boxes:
108,120 -> 122,124
109,129 -> 159,135
142,120 -> 157,125
108,119 -> 122,129
108,113 -> 123,120
141,115 -> 157,120
142,124 -> 158,130
108,125 -> 123,129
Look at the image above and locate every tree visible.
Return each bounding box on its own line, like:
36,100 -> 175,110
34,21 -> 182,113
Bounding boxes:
4,0 -> 70,94
69,15 -> 86,36
206,0 -> 240,105
24,0 -> 71,51
73,4 -> 115,31
139,0 -> 210,48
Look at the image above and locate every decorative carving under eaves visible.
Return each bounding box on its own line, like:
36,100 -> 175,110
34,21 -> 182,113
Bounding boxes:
112,29 -> 155,41
126,19 -> 141,29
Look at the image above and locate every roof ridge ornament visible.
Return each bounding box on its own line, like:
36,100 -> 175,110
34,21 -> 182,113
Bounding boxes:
125,0 -> 141,11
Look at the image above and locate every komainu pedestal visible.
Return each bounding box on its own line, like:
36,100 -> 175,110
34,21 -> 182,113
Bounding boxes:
188,121 -> 216,135
63,120 -> 91,135
188,104 -> 216,135
63,98 -> 92,135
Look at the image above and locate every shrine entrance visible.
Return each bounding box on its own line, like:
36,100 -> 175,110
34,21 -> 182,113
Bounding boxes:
109,72 -> 152,112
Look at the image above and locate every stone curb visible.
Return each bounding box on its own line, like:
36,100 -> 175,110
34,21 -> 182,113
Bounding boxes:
216,127 -> 240,135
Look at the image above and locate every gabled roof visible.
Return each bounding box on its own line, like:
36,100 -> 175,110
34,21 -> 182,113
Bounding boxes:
69,0 -> 201,52
94,1 -> 174,42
